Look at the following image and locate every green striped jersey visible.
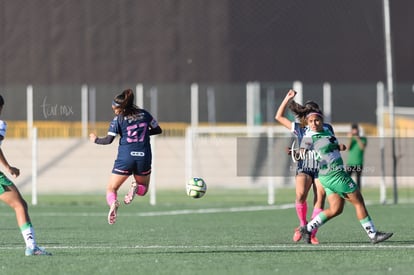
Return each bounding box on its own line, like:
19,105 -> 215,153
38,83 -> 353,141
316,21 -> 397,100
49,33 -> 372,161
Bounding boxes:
300,129 -> 344,176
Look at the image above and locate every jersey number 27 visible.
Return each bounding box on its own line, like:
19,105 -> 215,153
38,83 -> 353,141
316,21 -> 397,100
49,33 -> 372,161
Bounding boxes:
126,122 -> 147,143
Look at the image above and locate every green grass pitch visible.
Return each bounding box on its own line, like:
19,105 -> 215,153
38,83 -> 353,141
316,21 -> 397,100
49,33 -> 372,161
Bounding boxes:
0,188 -> 412,275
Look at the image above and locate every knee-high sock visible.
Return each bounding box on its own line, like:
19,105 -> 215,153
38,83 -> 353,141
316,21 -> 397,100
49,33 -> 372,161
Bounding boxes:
295,202 -> 308,226
106,192 -> 117,206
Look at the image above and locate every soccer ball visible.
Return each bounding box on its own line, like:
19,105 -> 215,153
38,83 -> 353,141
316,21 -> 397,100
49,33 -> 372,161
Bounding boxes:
186,177 -> 207,198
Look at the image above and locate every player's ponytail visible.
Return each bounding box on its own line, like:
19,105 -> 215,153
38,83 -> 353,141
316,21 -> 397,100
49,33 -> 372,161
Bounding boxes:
288,100 -> 307,120
289,100 -> 323,126
113,89 -> 137,115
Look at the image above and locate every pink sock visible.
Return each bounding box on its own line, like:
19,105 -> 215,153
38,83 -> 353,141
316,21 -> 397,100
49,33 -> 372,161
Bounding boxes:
311,208 -> 323,219
106,192 -> 117,206
295,202 -> 308,226
136,184 -> 148,196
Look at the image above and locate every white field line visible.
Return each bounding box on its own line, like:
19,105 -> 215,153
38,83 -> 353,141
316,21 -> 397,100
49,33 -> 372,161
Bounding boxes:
0,204 -> 296,217
0,199 -> 410,217
0,204 -> 410,251
135,204 -> 295,216
0,244 -> 413,251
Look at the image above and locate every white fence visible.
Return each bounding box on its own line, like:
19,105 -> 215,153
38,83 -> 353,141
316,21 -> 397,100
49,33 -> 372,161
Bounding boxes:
7,81 -> 414,205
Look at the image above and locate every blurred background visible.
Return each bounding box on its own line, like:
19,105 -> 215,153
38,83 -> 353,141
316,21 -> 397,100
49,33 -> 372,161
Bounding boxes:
0,0 -> 413,203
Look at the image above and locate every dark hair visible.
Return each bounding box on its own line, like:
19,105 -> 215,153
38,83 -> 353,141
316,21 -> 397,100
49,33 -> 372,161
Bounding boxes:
0,95 -> 4,106
304,100 -> 319,110
288,99 -> 323,123
113,88 -> 138,116
351,123 -> 359,129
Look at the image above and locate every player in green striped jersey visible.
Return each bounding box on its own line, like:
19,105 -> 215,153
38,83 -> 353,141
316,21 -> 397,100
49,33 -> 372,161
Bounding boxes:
298,111 -> 393,244
0,95 -> 51,256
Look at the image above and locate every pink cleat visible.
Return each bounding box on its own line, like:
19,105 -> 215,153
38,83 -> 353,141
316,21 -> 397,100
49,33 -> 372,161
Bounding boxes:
124,182 -> 138,204
108,200 -> 120,224
311,230 -> 319,244
293,227 -> 302,242
311,235 -> 319,245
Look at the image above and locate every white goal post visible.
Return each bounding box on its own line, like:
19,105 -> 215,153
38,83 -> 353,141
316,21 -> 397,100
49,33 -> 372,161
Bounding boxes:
185,125 -> 292,205
184,124 -> 374,205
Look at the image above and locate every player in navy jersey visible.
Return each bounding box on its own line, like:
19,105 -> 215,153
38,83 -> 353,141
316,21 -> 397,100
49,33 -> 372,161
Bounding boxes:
89,89 -> 162,224
275,89 -> 338,244
0,95 -> 51,255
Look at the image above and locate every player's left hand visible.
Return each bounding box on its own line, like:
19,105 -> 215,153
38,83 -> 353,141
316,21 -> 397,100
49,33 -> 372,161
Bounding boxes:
338,144 -> 347,151
8,166 -> 20,178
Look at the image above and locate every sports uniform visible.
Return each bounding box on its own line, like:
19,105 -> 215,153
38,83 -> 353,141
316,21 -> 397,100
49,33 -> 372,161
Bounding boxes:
0,120 -> 13,195
91,89 -> 163,225
291,122 -> 334,178
299,126 -> 392,244
97,109 -> 159,176
290,122 -> 335,244
0,102 -> 51,255
300,128 -> 358,198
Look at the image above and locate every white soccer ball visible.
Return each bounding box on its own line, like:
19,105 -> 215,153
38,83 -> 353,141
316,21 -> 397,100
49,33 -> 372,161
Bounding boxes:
186,177 -> 207,198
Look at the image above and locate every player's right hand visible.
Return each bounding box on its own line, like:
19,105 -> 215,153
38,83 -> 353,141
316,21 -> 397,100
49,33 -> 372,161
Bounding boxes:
286,89 -> 297,99
89,133 -> 97,142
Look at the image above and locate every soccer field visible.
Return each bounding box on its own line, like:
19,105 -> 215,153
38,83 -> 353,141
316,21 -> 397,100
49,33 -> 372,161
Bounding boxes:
0,188 -> 412,275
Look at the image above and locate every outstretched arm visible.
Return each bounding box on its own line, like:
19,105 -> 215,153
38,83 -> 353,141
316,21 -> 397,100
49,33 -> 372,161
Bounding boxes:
89,133 -> 115,145
275,89 -> 296,129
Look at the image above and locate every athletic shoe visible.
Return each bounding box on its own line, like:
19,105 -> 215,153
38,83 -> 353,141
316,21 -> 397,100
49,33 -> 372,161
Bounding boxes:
124,182 -> 138,204
310,235 -> 319,245
293,227 -> 302,242
299,226 -> 311,244
108,200 -> 120,225
370,231 -> 393,244
25,246 -> 52,256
